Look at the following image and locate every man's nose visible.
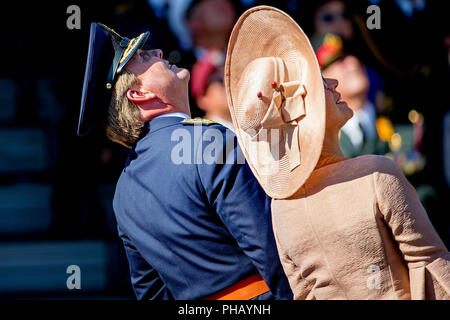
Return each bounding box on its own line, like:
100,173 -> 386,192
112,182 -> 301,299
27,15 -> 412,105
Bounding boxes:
137,49 -> 163,59
149,49 -> 163,59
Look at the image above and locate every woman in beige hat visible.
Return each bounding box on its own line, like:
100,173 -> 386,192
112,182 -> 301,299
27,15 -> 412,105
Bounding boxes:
225,6 -> 450,300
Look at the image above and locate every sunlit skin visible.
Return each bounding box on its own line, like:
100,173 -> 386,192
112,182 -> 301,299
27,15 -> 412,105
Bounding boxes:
322,54 -> 370,112
316,77 -> 354,169
196,81 -> 232,123
125,49 -> 191,121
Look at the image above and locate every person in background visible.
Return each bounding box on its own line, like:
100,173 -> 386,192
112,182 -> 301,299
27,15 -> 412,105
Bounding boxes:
168,0 -> 237,61
304,0 -> 390,88
168,0 -> 238,118
311,0 -> 354,41
190,49 -> 234,131
312,32 -> 389,158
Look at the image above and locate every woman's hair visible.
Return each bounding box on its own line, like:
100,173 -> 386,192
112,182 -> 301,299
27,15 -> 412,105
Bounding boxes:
106,70 -> 145,148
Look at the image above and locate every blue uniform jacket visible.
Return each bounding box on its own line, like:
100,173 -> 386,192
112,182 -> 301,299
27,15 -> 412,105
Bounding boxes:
113,116 -> 293,300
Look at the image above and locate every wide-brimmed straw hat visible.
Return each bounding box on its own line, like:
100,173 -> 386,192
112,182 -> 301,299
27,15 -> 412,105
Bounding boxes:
225,6 -> 326,199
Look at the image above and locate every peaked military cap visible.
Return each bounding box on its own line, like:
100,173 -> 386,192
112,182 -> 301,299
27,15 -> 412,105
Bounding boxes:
78,23 -> 150,136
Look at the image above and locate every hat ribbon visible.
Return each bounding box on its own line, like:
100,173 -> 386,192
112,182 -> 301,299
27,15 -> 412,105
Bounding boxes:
260,80 -> 306,171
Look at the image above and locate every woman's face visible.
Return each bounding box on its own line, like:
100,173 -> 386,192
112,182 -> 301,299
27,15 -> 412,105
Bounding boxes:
323,77 -> 353,132
322,55 -> 369,111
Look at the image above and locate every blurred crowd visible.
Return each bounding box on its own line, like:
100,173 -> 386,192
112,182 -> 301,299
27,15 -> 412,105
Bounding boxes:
0,0 -> 448,298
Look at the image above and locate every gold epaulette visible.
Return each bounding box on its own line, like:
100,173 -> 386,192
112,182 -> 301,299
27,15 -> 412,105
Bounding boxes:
181,118 -> 218,125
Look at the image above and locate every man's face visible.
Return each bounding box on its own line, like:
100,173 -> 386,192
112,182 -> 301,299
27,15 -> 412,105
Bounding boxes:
125,49 -> 190,105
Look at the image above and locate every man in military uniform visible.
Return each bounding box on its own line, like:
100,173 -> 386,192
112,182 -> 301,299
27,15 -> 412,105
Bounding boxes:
77,23 -> 292,300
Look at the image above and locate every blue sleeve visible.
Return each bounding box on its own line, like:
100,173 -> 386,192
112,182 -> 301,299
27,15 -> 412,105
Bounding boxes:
118,226 -> 174,300
196,127 -> 293,299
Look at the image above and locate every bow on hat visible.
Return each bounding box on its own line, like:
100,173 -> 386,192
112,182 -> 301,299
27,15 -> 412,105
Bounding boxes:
256,58 -> 307,171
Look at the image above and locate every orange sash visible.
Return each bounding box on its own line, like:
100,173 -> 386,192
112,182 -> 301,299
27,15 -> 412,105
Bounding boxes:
204,274 -> 269,300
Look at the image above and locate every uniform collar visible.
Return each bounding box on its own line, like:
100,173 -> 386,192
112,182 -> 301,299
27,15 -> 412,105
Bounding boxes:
144,114 -> 190,135
152,112 -> 190,120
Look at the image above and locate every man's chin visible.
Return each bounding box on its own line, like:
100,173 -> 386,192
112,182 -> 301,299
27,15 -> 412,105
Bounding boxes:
177,68 -> 190,80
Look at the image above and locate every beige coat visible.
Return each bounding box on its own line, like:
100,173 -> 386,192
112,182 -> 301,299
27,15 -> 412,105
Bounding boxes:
272,155 -> 450,299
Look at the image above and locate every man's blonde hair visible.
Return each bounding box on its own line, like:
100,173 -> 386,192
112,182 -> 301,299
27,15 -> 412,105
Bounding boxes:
106,70 -> 145,148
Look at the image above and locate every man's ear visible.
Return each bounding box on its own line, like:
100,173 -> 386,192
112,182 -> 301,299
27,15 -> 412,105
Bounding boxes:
126,89 -> 157,104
